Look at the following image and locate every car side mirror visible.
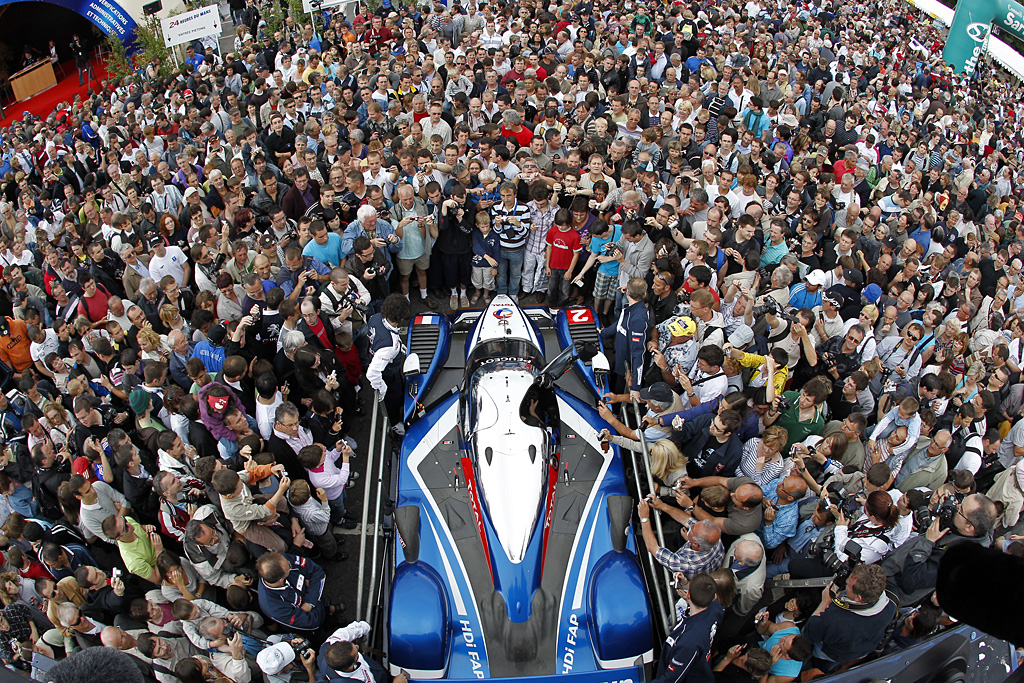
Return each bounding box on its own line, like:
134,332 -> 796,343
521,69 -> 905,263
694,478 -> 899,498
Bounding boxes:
404,353 -> 421,398
593,352 -> 609,394
403,353 -> 421,378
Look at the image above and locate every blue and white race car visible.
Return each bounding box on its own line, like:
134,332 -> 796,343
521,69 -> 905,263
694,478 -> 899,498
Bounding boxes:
385,295 -> 655,682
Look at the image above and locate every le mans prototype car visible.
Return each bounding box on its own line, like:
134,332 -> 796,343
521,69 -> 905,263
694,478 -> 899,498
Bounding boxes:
385,295 -> 654,683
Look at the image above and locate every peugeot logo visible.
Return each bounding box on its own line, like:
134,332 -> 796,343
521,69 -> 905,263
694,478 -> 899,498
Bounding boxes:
966,22 -> 991,42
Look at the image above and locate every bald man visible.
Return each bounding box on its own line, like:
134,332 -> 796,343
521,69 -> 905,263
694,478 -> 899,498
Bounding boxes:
636,505 -> 724,579
724,534 -> 767,616
759,474 -> 808,551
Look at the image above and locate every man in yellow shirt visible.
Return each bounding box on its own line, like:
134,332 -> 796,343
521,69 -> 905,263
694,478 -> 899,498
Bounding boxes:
726,344 -> 789,398
102,515 -> 162,584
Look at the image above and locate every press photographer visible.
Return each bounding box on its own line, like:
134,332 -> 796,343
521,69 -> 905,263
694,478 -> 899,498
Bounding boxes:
801,564 -> 897,672
881,493 -> 999,605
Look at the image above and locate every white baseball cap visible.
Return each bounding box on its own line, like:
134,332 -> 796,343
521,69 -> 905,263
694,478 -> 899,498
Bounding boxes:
257,642 -> 296,675
806,270 -> 828,287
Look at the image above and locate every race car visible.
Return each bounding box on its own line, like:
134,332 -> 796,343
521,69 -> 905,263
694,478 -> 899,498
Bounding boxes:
386,295 -> 654,682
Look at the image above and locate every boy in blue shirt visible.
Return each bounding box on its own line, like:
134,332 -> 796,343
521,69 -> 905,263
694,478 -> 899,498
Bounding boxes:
471,213 -> 500,304
573,219 -> 621,326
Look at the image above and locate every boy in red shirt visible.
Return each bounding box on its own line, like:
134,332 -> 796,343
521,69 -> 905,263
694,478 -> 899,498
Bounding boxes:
335,331 -> 363,390
545,208 -> 582,308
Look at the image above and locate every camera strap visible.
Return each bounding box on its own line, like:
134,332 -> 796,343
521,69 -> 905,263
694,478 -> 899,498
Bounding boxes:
690,371 -> 726,387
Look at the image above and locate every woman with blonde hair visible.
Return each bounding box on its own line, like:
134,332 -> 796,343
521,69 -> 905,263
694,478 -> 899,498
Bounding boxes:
953,361 -> 986,405
844,304 -> 879,360
136,327 -> 166,363
649,440 -> 688,495
160,303 -> 191,339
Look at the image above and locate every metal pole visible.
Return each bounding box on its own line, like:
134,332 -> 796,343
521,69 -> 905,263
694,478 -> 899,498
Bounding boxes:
631,399 -> 678,628
619,363 -> 672,632
364,408 -> 389,623
356,390 -> 380,620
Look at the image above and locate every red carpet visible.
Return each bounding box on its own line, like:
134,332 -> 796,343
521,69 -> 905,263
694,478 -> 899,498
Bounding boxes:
1,56 -> 110,126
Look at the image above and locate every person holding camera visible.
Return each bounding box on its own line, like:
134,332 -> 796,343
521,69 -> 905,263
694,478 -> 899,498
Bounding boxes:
763,377 -> 831,455
344,236 -> 391,313
276,247 -> 332,300
870,322 -> 926,397
812,325 -> 865,384
257,636 -> 319,683
881,493 -> 999,605
801,564 -> 897,672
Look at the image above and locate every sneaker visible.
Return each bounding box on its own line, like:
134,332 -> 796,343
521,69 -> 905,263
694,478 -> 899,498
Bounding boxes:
338,519 -> 358,530
535,292 -> 547,304
460,294 -> 470,308
343,435 -> 358,451
424,296 -> 438,310
450,294 -> 459,310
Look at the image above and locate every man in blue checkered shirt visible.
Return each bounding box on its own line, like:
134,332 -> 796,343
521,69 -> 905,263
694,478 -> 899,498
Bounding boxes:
637,500 -> 725,579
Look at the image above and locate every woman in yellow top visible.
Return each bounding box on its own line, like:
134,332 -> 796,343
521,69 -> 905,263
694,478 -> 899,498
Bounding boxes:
723,344 -> 789,399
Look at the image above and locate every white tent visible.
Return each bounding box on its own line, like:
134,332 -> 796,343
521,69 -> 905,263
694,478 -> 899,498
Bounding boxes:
904,0 -> 1024,80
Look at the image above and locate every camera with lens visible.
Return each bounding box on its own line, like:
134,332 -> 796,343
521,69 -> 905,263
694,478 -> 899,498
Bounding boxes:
751,297 -> 780,320
212,252 -> 228,274
827,489 -> 861,518
823,540 -> 863,589
340,289 -> 367,315
913,495 -> 959,532
678,290 -> 691,305
180,490 -> 205,505
775,394 -> 792,412
285,230 -> 299,242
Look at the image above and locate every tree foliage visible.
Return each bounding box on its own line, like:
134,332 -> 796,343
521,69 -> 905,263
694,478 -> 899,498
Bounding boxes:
104,33 -> 134,82
131,15 -> 174,78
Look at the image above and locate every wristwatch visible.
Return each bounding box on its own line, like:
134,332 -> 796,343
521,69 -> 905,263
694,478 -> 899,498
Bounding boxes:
682,505 -> 695,512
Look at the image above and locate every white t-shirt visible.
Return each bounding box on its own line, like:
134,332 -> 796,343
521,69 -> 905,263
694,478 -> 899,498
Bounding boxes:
150,247 -> 189,286
29,328 -> 59,364
256,394 -> 283,441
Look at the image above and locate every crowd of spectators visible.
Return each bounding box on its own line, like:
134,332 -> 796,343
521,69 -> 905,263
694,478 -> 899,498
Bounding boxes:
0,0 -> 1021,680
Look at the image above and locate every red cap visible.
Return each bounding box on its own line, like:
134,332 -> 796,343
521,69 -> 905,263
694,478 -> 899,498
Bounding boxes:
71,457 -> 91,477
207,394 -> 229,412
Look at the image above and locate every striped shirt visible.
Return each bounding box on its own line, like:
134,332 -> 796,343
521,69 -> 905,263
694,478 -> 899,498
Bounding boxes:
527,201 -> 557,253
491,200 -> 531,251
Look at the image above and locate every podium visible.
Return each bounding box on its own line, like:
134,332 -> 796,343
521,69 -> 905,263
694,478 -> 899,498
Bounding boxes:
10,60 -> 57,102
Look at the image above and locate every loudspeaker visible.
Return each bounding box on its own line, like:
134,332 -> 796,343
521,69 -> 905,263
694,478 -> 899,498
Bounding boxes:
143,1 -> 162,15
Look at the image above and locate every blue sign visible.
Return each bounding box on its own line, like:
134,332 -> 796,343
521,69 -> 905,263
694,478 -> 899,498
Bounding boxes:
17,0 -> 139,40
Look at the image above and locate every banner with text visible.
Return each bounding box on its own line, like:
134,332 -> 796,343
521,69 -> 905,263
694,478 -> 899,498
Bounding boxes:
162,5 -> 221,48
